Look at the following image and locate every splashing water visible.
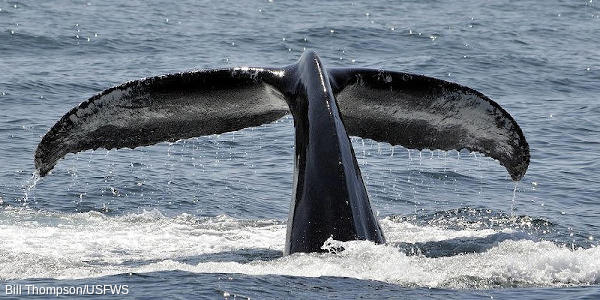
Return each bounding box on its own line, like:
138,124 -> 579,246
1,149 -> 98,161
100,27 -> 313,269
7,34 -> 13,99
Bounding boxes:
0,208 -> 598,289
511,182 -> 519,218
21,172 -> 41,203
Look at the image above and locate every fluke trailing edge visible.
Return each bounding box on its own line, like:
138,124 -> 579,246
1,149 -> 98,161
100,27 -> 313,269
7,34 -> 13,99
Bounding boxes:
35,51 -> 530,255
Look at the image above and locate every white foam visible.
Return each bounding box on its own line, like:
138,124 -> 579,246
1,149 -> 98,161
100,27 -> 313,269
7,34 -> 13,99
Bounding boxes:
379,217 -> 509,243
0,207 -> 284,280
1,208 -> 598,288
134,239 -> 599,289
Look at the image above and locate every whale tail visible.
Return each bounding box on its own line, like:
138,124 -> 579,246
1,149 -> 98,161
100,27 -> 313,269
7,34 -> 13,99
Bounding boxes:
35,64 -> 529,180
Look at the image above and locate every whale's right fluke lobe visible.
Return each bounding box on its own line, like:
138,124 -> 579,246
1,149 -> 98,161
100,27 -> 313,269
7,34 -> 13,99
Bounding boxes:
328,68 -> 530,181
35,68 -> 290,176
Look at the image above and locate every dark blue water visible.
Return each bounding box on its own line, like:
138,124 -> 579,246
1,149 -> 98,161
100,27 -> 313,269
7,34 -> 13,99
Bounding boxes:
1,0 -> 599,298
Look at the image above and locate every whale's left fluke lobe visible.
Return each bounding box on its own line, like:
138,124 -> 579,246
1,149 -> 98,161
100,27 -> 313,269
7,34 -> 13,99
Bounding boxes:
35,68 -> 290,176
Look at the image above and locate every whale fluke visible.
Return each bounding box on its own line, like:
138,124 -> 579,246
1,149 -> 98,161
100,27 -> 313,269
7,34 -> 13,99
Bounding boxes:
35,51 -> 530,254
35,68 -> 290,176
328,68 -> 530,180
36,66 -> 529,180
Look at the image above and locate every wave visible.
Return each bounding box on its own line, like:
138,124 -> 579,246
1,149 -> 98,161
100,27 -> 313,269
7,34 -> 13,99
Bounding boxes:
0,207 -> 598,288
0,30 -> 174,55
0,31 -> 71,52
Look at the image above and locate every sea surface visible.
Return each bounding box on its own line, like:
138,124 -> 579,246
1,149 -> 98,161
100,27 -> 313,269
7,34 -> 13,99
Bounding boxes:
1,0 -> 599,298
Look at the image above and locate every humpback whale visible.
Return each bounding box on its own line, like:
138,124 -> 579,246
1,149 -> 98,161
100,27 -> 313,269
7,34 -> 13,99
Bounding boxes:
35,51 -> 529,255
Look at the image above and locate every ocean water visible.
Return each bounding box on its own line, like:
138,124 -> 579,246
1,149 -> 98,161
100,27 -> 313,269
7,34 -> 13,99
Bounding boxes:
1,0 -> 599,298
